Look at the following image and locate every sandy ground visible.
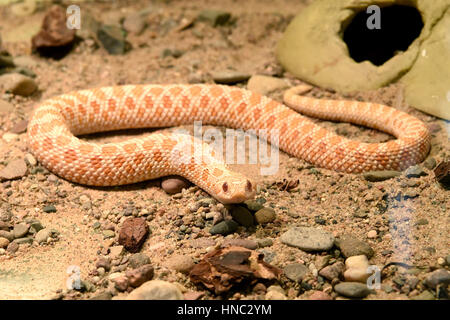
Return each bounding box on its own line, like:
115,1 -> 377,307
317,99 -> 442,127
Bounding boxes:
0,0 -> 448,300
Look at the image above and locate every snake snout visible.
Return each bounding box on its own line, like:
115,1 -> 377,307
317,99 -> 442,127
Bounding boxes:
215,179 -> 256,204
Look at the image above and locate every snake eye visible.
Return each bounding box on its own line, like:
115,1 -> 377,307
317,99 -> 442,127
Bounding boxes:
222,182 -> 229,193
246,180 -> 252,192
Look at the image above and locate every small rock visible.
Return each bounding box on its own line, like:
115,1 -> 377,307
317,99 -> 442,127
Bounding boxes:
254,207 -> 276,224
24,154 -> 37,167
97,25 -> 128,55
6,241 -> 19,253
31,5 -> 76,58
424,269 -> 450,288
280,227 -> 335,251
411,290 -> 435,300
309,290 -> 332,300
319,261 -> 345,281
35,228 -> 51,244
415,218 -> 429,226
89,291 -> 113,300
0,231 -> 13,242
164,254 -> 195,273
13,223 -> 29,239
256,238 -> 273,248
102,230 -> 115,239
126,264 -> 154,287
2,133 -> 19,143
222,238 -> 258,250
161,176 -> 190,194
423,157 -> 437,170
109,245 -> 124,260
0,100 -> 14,114
211,71 -> 251,84
128,253 -> 151,268
13,237 -> 33,245
96,257 -> 112,271
0,237 -> 9,249
126,280 -> 183,300
123,12 -> 147,35
0,159 -> 28,180
243,200 -> 264,212
118,218 -> 149,253
13,56 -> 37,69
405,165 -> 427,178
363,170 -> 401,182
230,206 -> 254,227
11,0 -> 37,17
367,230 -> 377,239
197,10 -> 231,27
247,75 -> 290,95
335,235 -> 374,258
283,263 -> 309,282
265,290 -> 287,300
43,205 -> 57,213
209,220 -> 238,235
111,274 -> 129,292
344,255 -> 370,283
334,282 -> 371,298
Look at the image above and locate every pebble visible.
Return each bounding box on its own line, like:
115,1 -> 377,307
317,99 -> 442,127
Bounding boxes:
309,290 -> 333,300
2,133 -> 19,143
411,290 -> 435,300
102,230 -> 115,239
0,237 -> 9,249
126,264 -> 154,287
423,157 -> 437,170
13,223 -> 29,239
163,254 -> 195,273
6,242 -> 19,253
109,245 -> 125,260
0,231 -> 13,242
43,205 -> 57,213
254,207 -> 276,224
283,263 -> 309,282
367,230 -> 377,239
209,220 -> 238,235
0,159 -> 28,180
335,235 -> 374,258
97,25 -> 128,55
126,280 -> 183,300
161,176 -> 190,194
334,282 -> 371,298
247,75 -> 290,95
230,206 -> 254,227
123,12 -> 147,35
13,56 -> 37,69
96,257 -> 112,271
265,290 -> 287,300
319,262 -> 345,281
13,237 -> 33,245
211,71 -> 251,84
222,238 -> 258,250
35,228 -> 51,244
24,153 -> 37,166
363,170 -> 401,182
280,227 -> 335,252
256,238 -> 273,248
128,253 -> 151,268
0,99 -> 14,114
405,165 -> 427,178
0,73 -> 37,96
424,269 -> 450,288
118,217 -> 149,253
197,10 -> 231,26
344,255 -> 370,283
243,200 -> 264,212
415,218 -> 429,226
90,291 -> 112,300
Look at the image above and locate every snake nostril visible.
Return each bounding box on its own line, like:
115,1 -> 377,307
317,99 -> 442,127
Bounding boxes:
222,182 -> 229,193
246,180 -> 252,192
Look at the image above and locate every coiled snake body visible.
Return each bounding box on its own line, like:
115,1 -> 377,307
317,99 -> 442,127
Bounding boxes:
27,84 -> 431,203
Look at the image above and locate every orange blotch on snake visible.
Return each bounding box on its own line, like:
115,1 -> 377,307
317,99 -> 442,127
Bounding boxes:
249,92 -> 262,106
162,95 -> 173,108
108,99 -> 117,112
125,97 -> 136,110
212,168 -> 223,177
149,87 -> 164,96
131,85 -> 144,98
64,148 -> 77,163
189,85 -> 202,96
123,143 -> 137,153
144,95 -> 154,108
90,155 -> 102,168
79,143 -> 94,155
229,89 -> 243,103
209,86 -> 223,98
102,145 -> 118,155
199,95 -> 210,108
112,154 -> 126,169
56,135 -> 71,147
169,86 -> 182,96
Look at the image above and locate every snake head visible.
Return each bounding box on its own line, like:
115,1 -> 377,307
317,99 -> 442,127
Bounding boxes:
214,176 -> 256,204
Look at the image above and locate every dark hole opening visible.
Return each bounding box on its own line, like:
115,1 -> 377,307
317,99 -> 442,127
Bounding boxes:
343,5 -> 424,66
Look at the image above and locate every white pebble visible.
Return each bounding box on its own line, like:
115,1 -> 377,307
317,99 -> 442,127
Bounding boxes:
344,255 -> 371,283
2,132 -> 19,142
24,153 -> 37,166
367,230 -> 377,238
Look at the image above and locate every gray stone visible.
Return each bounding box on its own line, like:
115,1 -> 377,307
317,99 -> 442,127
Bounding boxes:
211,71 -> 251,84
223,239 -> 258,250
13,237 -> 33,245
283,263 -> 309,282
334,282 -> 371,298
0,73 -> 37,96
0,230 -> 14,242
423,157 -> 437,170
35,228 -> 51,244
0,159 -> 27,180
363,171 -> 401,182
97,25 -> 128,55
424,269 -> 450,288
405,165 -> 427,178
126,280 -> 183,300
319,261 -> 345,281
13,223 -> 29,239
197,10 -> 231,27
230,206 -> 254,227
243,200 -> 264,212
254,208 -> 276,225
280,227 -> 335,251
102,230 -> 115,239
129,253 -> 151,269
335,235 -> 374,258
209,220 -> 238,235
43,205 -> 57,213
